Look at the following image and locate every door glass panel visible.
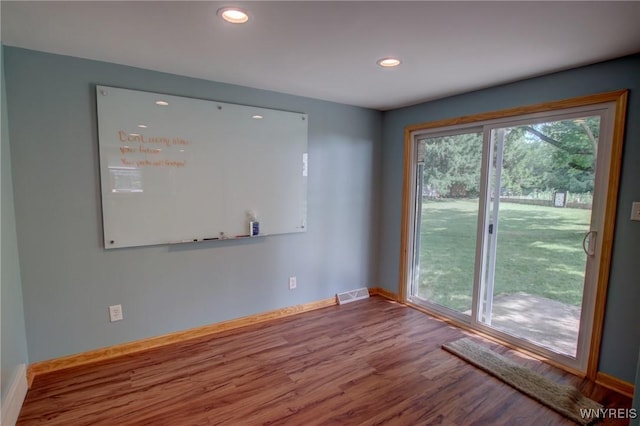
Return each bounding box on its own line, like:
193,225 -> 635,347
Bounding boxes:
411,131 -> 483,314
480,116 -> 599,357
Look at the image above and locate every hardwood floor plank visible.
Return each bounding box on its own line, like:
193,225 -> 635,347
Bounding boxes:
18,297 -> 632,425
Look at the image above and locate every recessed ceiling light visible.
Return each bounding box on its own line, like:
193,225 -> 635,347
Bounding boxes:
252,115 -> 263,119
377,57 -> 401,68
138,124 -> 148,128
217,7 -> 249,24
155,100 -> 169,106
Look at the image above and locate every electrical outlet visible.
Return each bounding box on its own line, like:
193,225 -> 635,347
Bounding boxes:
109,304 -> 123,322
631,202 -> 640,221
289,276 -> 297,290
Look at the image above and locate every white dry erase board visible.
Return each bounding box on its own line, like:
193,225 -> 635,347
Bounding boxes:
96,85 -> 308,249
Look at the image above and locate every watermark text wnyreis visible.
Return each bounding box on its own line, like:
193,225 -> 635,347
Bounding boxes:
580,408 -> 637,420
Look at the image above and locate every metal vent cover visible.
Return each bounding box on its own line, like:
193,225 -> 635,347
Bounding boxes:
336,288 -> 370,305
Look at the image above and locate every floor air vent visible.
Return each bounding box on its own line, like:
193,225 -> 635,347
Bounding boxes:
336,288 -> 370,305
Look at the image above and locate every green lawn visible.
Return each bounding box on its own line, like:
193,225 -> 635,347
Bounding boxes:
417,199 -> 590,312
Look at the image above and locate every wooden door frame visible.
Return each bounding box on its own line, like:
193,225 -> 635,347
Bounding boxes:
398,90 -> 628,380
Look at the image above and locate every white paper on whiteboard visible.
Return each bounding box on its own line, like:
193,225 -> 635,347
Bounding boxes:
302,153 -> 308,177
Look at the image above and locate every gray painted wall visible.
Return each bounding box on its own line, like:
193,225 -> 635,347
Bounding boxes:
4,47 -> 381,363
1,46 -> 29,402
379,54 -> 640,383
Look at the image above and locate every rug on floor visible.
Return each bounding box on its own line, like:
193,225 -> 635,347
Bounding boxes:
442,337 -> 602,425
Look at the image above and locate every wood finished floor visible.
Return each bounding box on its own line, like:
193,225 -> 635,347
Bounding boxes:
18,296 -> 631,425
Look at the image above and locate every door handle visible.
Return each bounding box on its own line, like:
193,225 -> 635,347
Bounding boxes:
582,230 -> 597,256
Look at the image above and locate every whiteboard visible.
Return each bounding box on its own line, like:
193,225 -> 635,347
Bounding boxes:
96,86 -> 308,249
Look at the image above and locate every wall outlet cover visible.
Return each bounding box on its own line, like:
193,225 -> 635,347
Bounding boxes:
631,202 -> 640,221
109,304 -> 123,322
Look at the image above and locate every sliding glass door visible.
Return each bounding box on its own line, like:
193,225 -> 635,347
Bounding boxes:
411,130 -> 483,318
405,99 -> 621,372
478,117 -> 599,358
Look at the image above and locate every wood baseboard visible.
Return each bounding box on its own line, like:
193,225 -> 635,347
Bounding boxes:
596,372 -> 635,398
27,296 -> 338,387
369,287 -> 398,301
2,363 -> 28,426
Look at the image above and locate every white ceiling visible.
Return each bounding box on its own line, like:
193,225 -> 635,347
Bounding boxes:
2,1 -> 640,111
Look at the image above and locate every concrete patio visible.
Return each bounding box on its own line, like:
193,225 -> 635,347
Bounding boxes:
484,292 -> 581,356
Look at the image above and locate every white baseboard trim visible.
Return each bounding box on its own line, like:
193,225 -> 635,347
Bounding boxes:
1,364 -> 28,426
